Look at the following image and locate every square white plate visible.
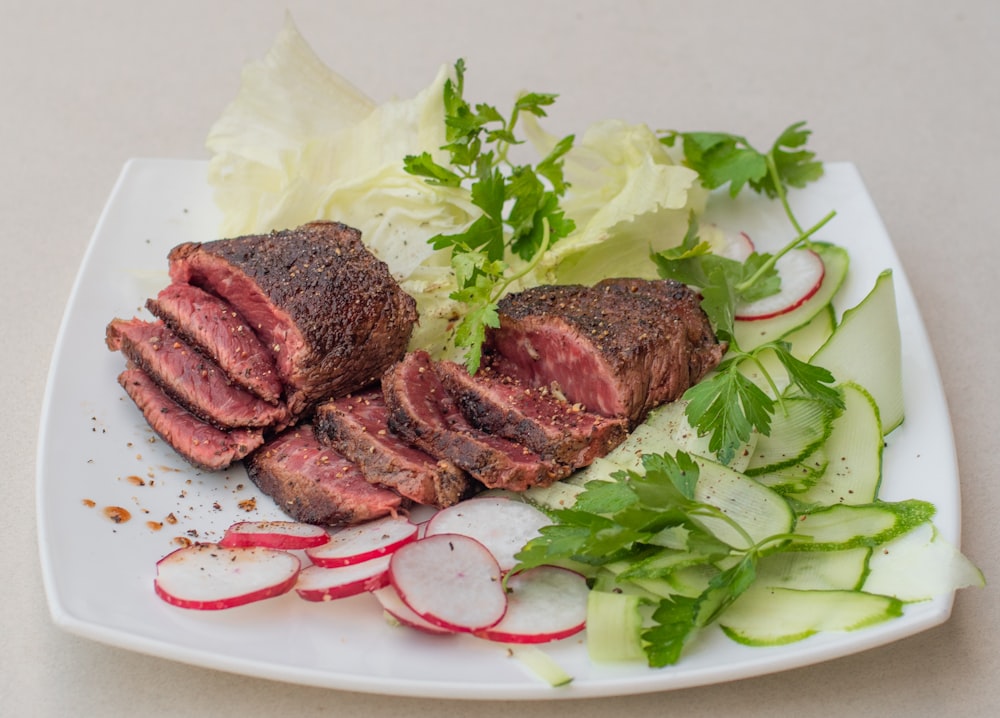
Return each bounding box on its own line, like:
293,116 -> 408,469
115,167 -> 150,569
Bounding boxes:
37,158 -> 961,699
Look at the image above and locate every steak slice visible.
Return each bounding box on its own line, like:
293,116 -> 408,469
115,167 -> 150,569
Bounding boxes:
245,424 -> 406,526
381,351 -> 570,492
314,390 -> 474,508
167,221 -> 418,416
106,317 -> 289,429
434,360 -> 628,469
117,367 -> 264,471
146,282 -> 282,404
484,278 -> 725,427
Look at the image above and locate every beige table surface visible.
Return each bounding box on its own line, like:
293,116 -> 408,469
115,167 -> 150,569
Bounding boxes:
3,1 -> 998,715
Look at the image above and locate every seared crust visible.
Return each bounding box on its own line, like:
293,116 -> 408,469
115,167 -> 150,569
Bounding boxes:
168,221 -> 418,416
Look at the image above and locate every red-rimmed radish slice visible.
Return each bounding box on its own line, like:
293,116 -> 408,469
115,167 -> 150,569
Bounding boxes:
389,533 -> 507,633
305,515 -> 418,567
294,555 -> 391,601
477,566 -> 589,644
154,543 -> 300,610
423,497 -> 551,572
371,586 -> 454,635
712,230 -> 756,262
218,520 -> 330,550
735,248 -> 826,321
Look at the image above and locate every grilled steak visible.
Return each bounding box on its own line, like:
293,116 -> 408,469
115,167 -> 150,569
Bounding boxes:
106,317 -> 290,429
146,282 -> 283,404
314,390 -> 474,508
167,221 -> 418,416
117,367 -> 264,471
381,351 -> 570,492
245,424 -> 406,525
434,360 -> 628,469
484,278 -> 725,427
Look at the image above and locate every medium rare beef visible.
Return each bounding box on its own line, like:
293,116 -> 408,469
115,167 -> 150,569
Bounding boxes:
434,360 -> 628,469
245,424 -> 405,526
146,282 -> 282,404
117,367 -> 264,471
381,350 -> 570,492
167,221 -> 417,416
106,317 -> 289,429
484,278 -> 725,427
314,390 -> 474,508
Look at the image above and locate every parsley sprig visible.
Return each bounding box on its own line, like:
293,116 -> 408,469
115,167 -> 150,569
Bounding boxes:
404,60 -> 575,372
653,124 -> 843,463
513,452 -> 795,666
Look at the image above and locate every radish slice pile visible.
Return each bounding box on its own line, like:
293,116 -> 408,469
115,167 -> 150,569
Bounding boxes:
151,499 -> 586,646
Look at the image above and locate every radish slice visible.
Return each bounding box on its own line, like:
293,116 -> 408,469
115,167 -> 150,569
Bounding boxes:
371,586 -> 454,635
712,230 -> 755,262
218,520 -> 330,550
294,556 -> 391,601
735,248 -> 826,321
154,543 -> 301,610
305,515 -> 418,567
389,533 -> 507,633
477,566 -> 589,644
423,497 -> 551,572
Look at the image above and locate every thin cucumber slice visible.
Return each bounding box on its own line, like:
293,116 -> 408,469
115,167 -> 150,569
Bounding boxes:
586,590 -> 646,663
790,382 -> 882,505
507,646 -> 574,687
744,396 -> 838,476
738,305 -> 837,394
790,499 -> 936,551
810,269 -> 905,433
752,446 -> 828,494
689,456 -> 796,550
719,585 -> 903,646
863,521 -> 985,601
733,242 -> 849,352
755,547 -> 872,591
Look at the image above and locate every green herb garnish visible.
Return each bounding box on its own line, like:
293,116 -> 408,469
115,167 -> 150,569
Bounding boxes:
654,124 -> 842,463
403,59 -> 575,372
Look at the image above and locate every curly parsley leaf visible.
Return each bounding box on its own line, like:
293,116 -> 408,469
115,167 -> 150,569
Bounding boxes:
403,59 -> 575,372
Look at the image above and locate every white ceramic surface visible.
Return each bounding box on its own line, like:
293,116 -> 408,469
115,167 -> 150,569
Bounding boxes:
37,158 -> 960,700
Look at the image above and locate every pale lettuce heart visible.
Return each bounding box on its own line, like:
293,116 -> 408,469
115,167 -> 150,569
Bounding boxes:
521,115 -> 706,286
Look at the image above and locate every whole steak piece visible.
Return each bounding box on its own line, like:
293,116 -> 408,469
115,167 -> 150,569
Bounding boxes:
484,278 -> 726,427
167,221 -> 418,416
245,424 -> 406,526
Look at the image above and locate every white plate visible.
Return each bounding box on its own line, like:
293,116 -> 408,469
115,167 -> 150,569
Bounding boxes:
37,158 -> 961,699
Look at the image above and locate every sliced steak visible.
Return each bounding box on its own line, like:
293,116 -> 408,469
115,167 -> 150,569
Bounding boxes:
106,317 -> 289,429
381,351 -> 570,492
117,366 -> 264,472
314,390 -> 474,508
434,360 -> 628,469
245,424 -> 406,526
484,278 -> 725,427
146,282 -> 282,404
167,221 -> 418,416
